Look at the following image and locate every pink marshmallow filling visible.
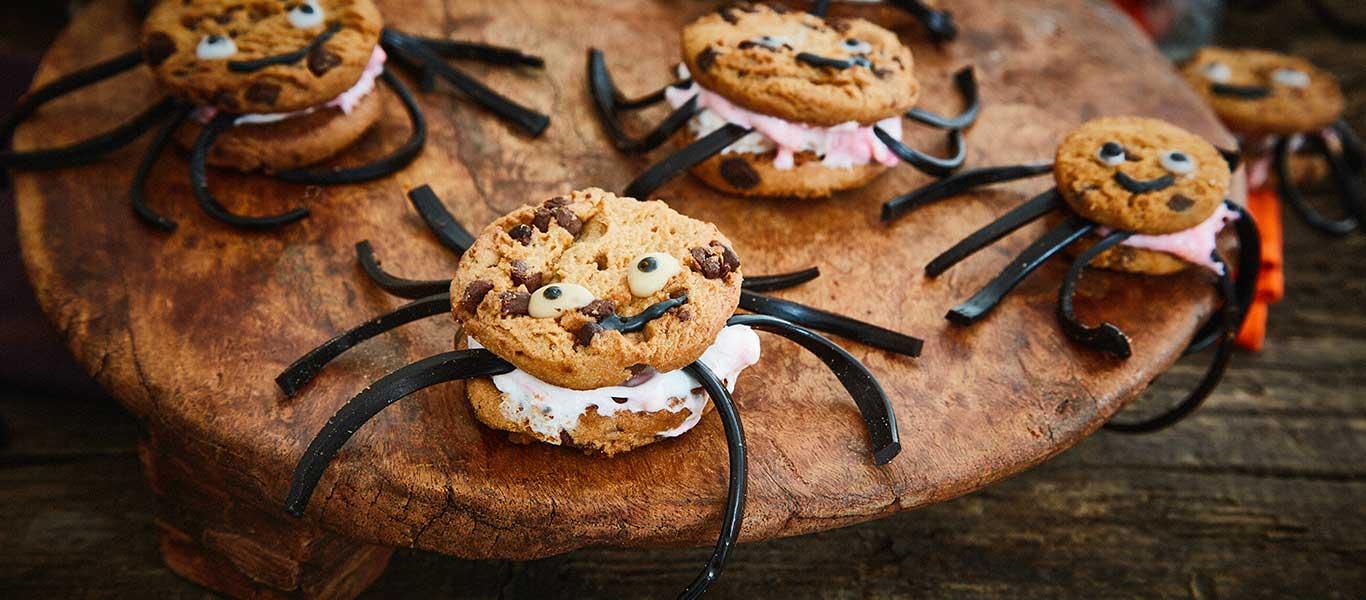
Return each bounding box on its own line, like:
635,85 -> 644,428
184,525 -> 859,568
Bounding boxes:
193,45 -> 387,126
1100,202 -> 1239,274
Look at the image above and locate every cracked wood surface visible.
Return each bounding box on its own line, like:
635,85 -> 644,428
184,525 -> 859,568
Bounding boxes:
11,0 -> 1261,561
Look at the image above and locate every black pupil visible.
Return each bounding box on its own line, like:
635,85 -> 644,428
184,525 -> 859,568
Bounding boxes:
544,286 -> 562,300
1169,152 -> 1188,162
845,39 -> 861,47
208,35 -> 224,43
638,257 -> 658,273
299,3 -> 315,13
1101,142 -> 1123,158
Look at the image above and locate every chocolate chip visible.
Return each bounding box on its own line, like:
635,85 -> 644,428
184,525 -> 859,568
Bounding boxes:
553,207 -> 582,236
543,196 -> 571,208
674,308 -> 691,322
691,387 -> 705,396
830,18 -> 852,33
719,158 -> 760,189
559,430 -> 574,446
670,288 -> 688,299
874,67 -> 894,79
580,299 -> 617,322
143,32 -> 176,67
611,397 -> 630,404
690,247 -> 725,279
717,7 -> 740,24
307,46 -> 341,77
574,322 -> 603,347
1167,194 -> 1196,212
532,208 -> 553,233
458,280 -> 494,315
244,82 -> 281,106
498,290 -> 530,316
696,47 -> 718,73
509,260 -> 543,290
713,241 -> 741,272
212,91 -> 240,112
214,13 -> 233,24
622,364 -> 656,387
508,224 -> 534,245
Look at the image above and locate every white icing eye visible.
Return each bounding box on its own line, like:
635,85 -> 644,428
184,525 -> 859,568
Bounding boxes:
842,38 -> 872,54
746,35 -> 789,49
1096,141 -> 1126,166
287,0 -> 326,29
1202,61 -> 1231,83
627,252 -> 681,298
1159,150 -> 1197,176
196,35 -> 238,60
528,283 -> 594,319
1271,68 -> 1311,88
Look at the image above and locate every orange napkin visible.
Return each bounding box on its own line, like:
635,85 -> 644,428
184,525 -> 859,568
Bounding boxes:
1235,186 -> 1285,351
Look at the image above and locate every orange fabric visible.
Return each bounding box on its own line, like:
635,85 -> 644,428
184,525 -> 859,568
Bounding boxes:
1235,186 -> 1286,350
1235,297 -> 1268,352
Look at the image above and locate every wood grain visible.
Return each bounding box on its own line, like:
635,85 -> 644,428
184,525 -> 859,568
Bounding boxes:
12,0 -> 1243,564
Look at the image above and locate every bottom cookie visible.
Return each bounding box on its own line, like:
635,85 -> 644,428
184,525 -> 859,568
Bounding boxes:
691,149 -> 888,199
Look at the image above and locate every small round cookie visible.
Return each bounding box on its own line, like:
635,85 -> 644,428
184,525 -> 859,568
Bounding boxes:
691,149 -> 887,198
1181,47 -> 1345,136
451,188 -> 743,390
1055,117 -> 1230,235
681,3 -> 919,126
143,0 -> 383,114
172,88 -> 383,172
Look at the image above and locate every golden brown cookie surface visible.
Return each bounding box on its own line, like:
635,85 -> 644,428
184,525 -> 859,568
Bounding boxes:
1055,117 -> 1230,235
1181,47 -> 1344,136
142,0 -> 383,114
451,189 -> 742,390
690,148 -> 887,198
681,3 -> 919,126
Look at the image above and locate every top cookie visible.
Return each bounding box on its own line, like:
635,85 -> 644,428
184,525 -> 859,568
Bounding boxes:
142,0 -> 383,114
1055,117 -> 1230,235
681,3 -> 919,126
451,189 -> 743,390
1181,47 -> 1344,136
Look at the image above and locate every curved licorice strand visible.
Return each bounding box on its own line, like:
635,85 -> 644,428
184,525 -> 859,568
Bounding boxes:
191,113 -> 311,228
882,162 -> 1055,223
272,70 -> 427,185
1316,130 -> 1366,223
275,294 -> 454,397
924,188 -> 1064,277
228,23 -> 341,72
1105,253 -> 1239,433
905,67 -> 980,131
355,241 -> 452,299
738,290 -> 923,358
624,123 -> 752,200
130,103 -> 193,232
1057,230 -> 1135,358
1184,201 -> 1260,355
678,361 -> 746,600
947,215 -> 1096,325
0,50 -> 143,146
601,295 -> 689,333
726,314 -> 901,465
283,349 -> 515,516
889,0 -> 958,42
405,36 -> 545,67
2,97 -> 179,170
741,267 -> 821,292
408,184 -> 476,254
1334,119 -> 1365,175
1275,134 -> 1357,235
874,125 -> 966,178
588,49 -> 699,154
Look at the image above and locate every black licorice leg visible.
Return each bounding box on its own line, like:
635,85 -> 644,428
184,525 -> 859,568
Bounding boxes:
947,215 -> 1096,326
1057,231 -> 1134,358
1316,130 -> 1366,223
624,124 -> 751,200
882,162 -> 1054,223
405,36 -> 544,67
1275,135 -> 1357,235
925,188 -> 1064,277
0,50 -> 142,150
1333,119 -> 1365,176
905,67 -> 979,131
810,0 -> 830,17
587,49 -> 699,154
726,314 -> 901,465
191,113 -> 310,229
381,29 -> 549,137
888,0 -> 959,42
355,241 -> 452,300
1,97 -> 178,170
271,71 -> 427,185
874,125 -> 966,178
1105,254 -> 1239,433
284,349 -> 514,516
275,294 -> 454,397
678,361 -> 746,600
741,267 -> 821,293
408,184 -> 476,254
738,290 -> 923,358
1184,201 -> 1260,356
130,104 -> 192,232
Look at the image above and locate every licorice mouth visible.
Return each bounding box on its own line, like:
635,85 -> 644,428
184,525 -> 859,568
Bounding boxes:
228,22 -> 342,73
1210,83 -> 1272,100
1113,171 -> 1175,194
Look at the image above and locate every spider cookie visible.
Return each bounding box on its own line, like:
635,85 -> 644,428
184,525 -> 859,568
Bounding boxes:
278,185 -> 922,596
589,2 -> 979,200
1,0 -> 549,230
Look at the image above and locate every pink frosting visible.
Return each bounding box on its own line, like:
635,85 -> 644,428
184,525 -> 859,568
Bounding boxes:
1103,202 -> 1238,274
193,45 -> 386,126
665,73 -> 901,170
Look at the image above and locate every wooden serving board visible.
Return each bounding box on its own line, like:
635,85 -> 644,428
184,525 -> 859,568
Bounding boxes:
13,0 -> 1238,595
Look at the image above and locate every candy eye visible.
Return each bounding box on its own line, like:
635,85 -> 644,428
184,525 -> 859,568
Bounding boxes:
1201,61 -> 1231,83
1271,67 -> 1311,89
747,35 -> 789,49
627,252 -> 682,297
287,0 -> 326,29
1159,150 -> 1197,175
528,283 -> 594,318
1096,141 -> 1126,166
842,38 -> 872,54
196,35 -> 238,60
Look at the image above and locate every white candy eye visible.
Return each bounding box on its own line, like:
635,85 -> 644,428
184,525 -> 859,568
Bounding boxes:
627,252 -> 681,297
841,38 -> 872,54
1159,150 -> 1197,176
1202,61 -> 1231,83
747,35 -> 789,49
528,283 -> 594,319
287,0 -> 326,29
196,35 -> 238,60
1271,68 -> 1311,88
1096,141 -> 1126,166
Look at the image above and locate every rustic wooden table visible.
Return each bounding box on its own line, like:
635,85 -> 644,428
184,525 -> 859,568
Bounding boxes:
1,1 -> 1363,598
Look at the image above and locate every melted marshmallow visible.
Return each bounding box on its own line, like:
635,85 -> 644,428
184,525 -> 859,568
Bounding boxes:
1105,202 -> 1238,274
665,65 -> 901,170
193,45 -> 387,126
469,325 -> 762,442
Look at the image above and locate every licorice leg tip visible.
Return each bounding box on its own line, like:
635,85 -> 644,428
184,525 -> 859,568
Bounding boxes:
945,308 -> 978,326
874,442 -> 901,466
